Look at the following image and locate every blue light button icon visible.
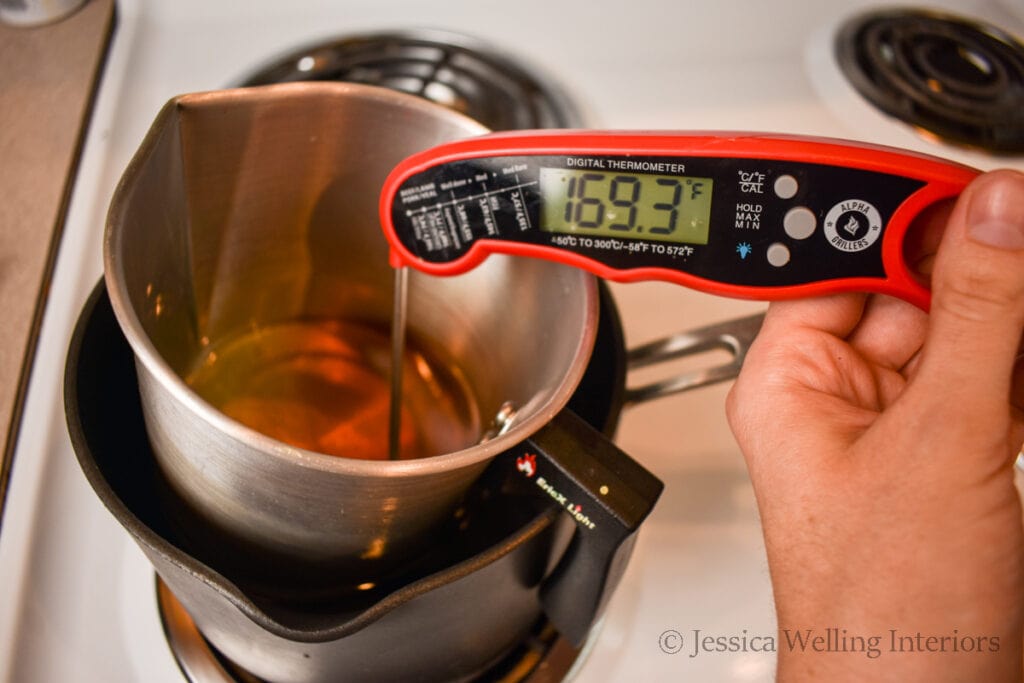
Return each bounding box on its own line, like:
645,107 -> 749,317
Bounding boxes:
736,242 -> 753,260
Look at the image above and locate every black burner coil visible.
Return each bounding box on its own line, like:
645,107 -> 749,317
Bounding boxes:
836,9 -> 1024,153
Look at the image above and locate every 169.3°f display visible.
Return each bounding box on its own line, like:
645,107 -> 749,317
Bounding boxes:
538,167 -> 714,245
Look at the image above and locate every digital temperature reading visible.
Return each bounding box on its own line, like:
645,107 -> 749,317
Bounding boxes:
538,168 -> 713,245
382,131 -> 982,311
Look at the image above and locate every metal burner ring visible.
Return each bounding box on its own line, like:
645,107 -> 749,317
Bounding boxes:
236,29 -> 582,131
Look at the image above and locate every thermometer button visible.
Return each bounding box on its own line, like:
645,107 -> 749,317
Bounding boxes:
783,206 -> 817,240
773,174 -> 799,199
766,242 -> 791,267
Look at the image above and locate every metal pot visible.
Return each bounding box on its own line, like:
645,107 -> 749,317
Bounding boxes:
67,278 -> 761,683
103,83 -> 606,595
95,81 -> 764,681
67,280 -> 622,683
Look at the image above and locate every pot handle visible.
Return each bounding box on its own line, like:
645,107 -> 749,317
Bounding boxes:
498,409 -> 664,646
624,313 -> 764,405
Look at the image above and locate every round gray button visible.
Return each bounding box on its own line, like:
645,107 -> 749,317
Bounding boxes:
774,174 -> 798,199
783,206 -> 817,240
766,242 -> 791,267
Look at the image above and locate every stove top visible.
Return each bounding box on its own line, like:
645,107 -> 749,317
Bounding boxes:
1,1 -> 1022,681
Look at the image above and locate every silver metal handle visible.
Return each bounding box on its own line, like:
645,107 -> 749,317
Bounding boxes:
624,313 -> 765,405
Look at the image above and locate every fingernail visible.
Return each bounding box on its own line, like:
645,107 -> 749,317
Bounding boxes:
967,170 -> 1024,249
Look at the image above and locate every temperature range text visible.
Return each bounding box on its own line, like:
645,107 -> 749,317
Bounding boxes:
550,234 -> 695,258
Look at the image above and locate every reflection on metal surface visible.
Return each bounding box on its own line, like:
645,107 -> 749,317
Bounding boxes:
158,579 -> 261,683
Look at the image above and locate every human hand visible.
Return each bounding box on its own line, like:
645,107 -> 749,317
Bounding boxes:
726,170 -> 1024,681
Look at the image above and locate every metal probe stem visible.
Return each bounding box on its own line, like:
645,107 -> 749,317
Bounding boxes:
388,266 -> 409,460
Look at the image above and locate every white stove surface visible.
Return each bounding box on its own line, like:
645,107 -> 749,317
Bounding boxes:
1,1 -> 1022,681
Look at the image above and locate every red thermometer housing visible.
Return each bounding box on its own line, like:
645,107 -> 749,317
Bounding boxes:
380,131 -> 980,309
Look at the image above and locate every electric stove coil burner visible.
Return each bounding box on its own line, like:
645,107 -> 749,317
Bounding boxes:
836,9 -> 1024,153
157,579 -> 580,683
239,30 -> 581,130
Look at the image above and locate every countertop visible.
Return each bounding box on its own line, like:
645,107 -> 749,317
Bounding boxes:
0,0 -> 115,526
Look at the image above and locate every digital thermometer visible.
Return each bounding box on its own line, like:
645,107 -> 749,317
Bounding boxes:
380,132 -> 980,309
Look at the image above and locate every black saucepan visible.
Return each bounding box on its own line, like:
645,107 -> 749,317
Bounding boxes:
67,279 -> 650,683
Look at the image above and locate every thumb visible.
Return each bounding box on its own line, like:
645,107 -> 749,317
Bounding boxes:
913,170 -> 1024,422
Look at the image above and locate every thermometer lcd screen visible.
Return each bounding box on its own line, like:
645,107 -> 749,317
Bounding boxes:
538,167 -> 713,245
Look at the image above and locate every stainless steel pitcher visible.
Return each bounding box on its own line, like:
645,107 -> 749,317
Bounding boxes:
103,82 -> 599,592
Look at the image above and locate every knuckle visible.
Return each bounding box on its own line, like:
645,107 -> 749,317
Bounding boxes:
934,257 -> 1024,323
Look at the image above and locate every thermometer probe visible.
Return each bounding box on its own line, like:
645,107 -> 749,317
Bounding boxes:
380,131 -> 980,309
